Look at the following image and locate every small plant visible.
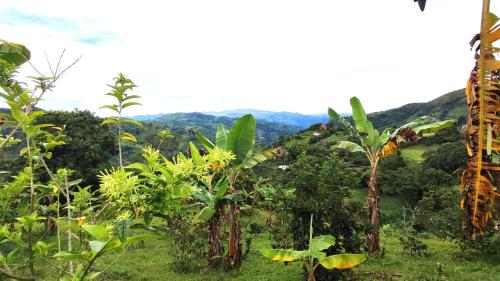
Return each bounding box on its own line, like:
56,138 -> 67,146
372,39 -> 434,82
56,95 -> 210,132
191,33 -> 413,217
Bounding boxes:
101,73 -> 142,168
398,232 -> 429,257
262,214 -> 365,281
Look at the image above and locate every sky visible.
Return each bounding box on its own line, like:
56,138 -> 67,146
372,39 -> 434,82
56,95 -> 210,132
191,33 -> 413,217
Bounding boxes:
1,0 -> 498,116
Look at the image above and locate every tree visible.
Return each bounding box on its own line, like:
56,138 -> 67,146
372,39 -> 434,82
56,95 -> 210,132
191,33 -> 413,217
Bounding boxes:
286,153 -> 364,281
328,97 -> 454,254
35,110 -> 116,187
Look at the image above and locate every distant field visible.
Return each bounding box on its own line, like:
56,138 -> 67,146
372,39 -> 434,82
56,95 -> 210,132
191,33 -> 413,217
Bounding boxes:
400,144 -> 440,164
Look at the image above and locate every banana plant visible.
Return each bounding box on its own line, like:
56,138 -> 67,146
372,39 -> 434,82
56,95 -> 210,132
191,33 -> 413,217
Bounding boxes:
193,114 -> 278,268
329,97 -> 455,254
461,2 -> 499,238
262,214 -> 366,281
192,175 -> 231,267
101,73 -> 142,168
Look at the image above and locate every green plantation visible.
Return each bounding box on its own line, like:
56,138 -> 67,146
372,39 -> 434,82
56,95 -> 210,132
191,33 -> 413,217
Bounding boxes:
1,1 -> 500,280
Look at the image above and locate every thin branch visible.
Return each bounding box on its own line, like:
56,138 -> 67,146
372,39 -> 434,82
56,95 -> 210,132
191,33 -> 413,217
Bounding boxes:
0,269 -> 34,281
44,51 -> 55,78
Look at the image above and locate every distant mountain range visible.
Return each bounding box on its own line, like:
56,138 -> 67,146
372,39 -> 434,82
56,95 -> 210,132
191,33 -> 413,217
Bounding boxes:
202,109 -> 329,129
153,112 -> 300,145
131,110 -> 329,129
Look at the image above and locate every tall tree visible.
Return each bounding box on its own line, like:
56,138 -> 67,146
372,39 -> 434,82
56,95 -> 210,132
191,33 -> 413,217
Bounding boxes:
35,110 -> 116,187
329,97 -> 454,253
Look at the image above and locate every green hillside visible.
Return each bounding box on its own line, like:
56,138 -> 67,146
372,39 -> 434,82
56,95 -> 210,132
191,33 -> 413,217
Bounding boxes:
369,89 -> 466,129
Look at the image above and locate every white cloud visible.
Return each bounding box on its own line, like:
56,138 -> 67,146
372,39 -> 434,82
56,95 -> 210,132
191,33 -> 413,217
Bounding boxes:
1,0 -> 497,116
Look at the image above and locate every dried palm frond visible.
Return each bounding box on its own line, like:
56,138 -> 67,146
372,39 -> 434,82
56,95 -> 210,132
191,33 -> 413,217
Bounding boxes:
462,4 -> 500,238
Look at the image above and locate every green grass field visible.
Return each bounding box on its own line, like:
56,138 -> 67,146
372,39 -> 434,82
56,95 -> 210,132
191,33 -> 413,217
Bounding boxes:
400,144 -> 440,164
33,228 -> 499,281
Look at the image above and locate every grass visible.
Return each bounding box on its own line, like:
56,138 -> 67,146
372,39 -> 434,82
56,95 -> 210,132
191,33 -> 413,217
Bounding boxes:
400,144 -> 439,164
348,188 -> 404,215
354,234 -> 500,281
33,225 -> 500,281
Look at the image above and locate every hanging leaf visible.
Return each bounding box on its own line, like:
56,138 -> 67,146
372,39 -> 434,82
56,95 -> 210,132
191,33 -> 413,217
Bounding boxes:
216,124 -> 229,149
319,254 -> 366,270
0,41 -> 31,66
114,220 -> 131,243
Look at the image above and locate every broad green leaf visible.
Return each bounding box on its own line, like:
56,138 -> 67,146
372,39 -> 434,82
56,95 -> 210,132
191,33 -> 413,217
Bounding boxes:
19,146 -> 29,156
89,239 -> 121,253
189,142 -> 204,165
126,162 -> 148,172
194,206 -> 216,223
124,235 -> 147,245
122,118 -> 143,127
214,178 -> 230,201
85,272 -> 101,280
89,240 -> 108,252
101,117 -> 118,125
244,148 -> 277,169
53,251 -> 92,261
261,249 -> 304,262
82,224 -> 108,240
114,220 -> 131,243
193,131 -> 215,150
328,107 -> 361,141
310,235 -> 335,252
0,41 -> 31,66
349,97 -> 375,137
100,105 -> 119,113
389,116 -> 430,139
226,114 -> 256,167
216,124 -> 229,149
319,254 -> 366,270
377,128 -> 392,148
122,101 -> 142,109
123,94 -> 141,100
335,141 -> 365,153
121,132 -> 137,142
413,119 -> 456,136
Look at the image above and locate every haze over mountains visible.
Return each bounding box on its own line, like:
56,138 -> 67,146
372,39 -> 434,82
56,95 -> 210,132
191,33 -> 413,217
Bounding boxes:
132,110 -> 329,129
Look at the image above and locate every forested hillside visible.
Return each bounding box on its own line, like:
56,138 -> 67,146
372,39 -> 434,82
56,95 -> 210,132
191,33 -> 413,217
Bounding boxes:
368,89 -> 466,129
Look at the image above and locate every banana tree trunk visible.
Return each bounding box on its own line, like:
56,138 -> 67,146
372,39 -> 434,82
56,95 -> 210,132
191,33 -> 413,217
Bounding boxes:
228,203 -> 243,268
208,208 -> 223,267
367,159 -> 381,254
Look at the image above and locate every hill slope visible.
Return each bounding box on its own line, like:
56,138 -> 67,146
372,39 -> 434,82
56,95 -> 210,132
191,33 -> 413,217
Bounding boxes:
368,89 -> 466,129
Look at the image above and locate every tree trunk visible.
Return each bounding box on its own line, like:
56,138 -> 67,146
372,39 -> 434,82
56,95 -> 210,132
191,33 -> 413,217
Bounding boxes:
208,208 -> 223,267
266,205 -> 273,226
367,160 -> 381,254
228,203 -> 243,268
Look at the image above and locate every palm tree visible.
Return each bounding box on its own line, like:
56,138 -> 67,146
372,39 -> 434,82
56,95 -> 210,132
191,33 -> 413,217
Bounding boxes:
328,97 -> 454,254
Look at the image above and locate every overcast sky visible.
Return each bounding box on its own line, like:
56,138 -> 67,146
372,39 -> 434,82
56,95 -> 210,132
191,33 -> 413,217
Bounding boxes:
1,0 -> 497,116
